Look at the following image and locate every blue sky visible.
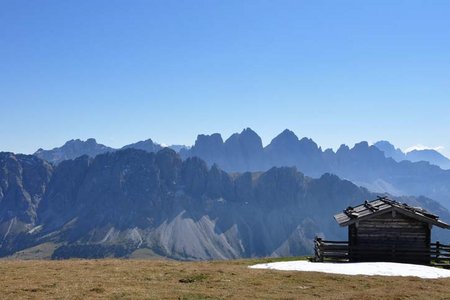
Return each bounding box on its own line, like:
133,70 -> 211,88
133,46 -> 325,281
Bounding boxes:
1,0 -> 450,156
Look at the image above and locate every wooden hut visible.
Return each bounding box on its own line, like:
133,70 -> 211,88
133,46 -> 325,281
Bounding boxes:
317,197 -> 450,265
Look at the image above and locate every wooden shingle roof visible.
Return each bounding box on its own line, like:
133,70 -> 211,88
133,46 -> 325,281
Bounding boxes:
334,196 -> 450,229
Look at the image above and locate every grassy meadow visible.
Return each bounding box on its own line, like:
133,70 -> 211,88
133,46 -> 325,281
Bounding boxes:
1,257 -> 450,299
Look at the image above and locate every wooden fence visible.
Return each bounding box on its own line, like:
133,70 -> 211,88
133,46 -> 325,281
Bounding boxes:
314,237 -> 450,267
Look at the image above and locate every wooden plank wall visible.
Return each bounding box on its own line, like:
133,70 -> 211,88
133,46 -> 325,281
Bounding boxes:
350,211 -> 431,264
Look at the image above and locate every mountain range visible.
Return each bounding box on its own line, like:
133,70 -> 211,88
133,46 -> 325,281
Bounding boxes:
1,149 -> 449,260
33,131 -> 450,171
34,138 -> 186,165
4,128 -> 450,259
374,141 -> 450,170
34,138 -> 114,165
32,129 -> 450,209
179,129 -> 450,209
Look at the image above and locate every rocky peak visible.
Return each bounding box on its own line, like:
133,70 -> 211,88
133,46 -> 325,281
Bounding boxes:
86,138 -> 97,145
352,141 -> 370,150
194,133 -> 224,149
298,137 -> 320,153
267,129 -> 299,150
350,142 -> 386,161
374,140 -> 396,152
336,144 -> 350,154
122,139 -> 163,153
34,138 -> 114,165
225,128 -> 263,153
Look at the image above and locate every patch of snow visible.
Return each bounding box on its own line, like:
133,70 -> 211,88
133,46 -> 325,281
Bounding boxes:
28,225 -> 43,234
405,144 -> 445,154
129,228 -> 143,248
249,261 -> 450,279
100,227 -> 115,243
3,218 -> 15,241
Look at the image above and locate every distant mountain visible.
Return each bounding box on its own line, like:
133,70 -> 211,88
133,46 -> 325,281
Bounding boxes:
182,129 -> 450,208
121,139 -> 162,153
29,131 -> 450,210
168,144 -> 189,152
34,138 -> 114,165
3,149 -> 447,259
373,141 -> 407,162
407,149 -> 450,170
34,138 -> 188,165
374,141 -> 450,169
265,129 -> 324,174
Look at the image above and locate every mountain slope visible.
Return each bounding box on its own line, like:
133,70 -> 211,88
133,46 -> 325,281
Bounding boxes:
1,149 -> 450,259
0,153 -> 53,255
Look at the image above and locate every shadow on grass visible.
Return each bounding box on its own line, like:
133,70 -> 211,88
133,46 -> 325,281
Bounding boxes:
240,255 -> 311,265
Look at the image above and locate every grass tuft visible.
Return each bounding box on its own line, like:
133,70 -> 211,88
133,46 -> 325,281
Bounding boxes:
179,273 -> 208,283
178,294 -> 218,300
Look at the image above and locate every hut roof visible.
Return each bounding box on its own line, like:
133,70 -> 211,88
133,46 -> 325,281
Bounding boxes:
334,196 -> 450,229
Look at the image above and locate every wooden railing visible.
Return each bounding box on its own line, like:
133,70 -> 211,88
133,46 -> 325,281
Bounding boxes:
314,238 -> 349,262
314,237 -> 450,267
431,241 -> 450,266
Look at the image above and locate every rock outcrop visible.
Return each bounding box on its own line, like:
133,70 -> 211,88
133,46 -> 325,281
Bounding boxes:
2,149 -> 449,259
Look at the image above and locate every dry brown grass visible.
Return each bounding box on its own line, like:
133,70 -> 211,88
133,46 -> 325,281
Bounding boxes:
1,258 -> 450,299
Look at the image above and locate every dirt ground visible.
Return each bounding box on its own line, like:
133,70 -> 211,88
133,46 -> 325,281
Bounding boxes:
1,258 -> 450,299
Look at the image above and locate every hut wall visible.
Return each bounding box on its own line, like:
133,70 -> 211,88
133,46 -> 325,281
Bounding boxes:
350,211 -> 431,264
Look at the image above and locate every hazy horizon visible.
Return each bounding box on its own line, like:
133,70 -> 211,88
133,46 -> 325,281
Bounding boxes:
11,128 -> 449,159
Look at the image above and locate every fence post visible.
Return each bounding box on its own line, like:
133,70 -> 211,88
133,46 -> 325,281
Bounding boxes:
436,241 -> 441,263
314,236 -> 323,262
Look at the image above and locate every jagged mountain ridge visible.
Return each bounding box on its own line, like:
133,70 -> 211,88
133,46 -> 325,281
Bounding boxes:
31,130 -> 450,209
2,149 -> 449,259
374,140 -> 450,170
179,129 -> 450,209
34,131 -> 450,171
34,138 -> 114,165
34,138 -> 184,165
